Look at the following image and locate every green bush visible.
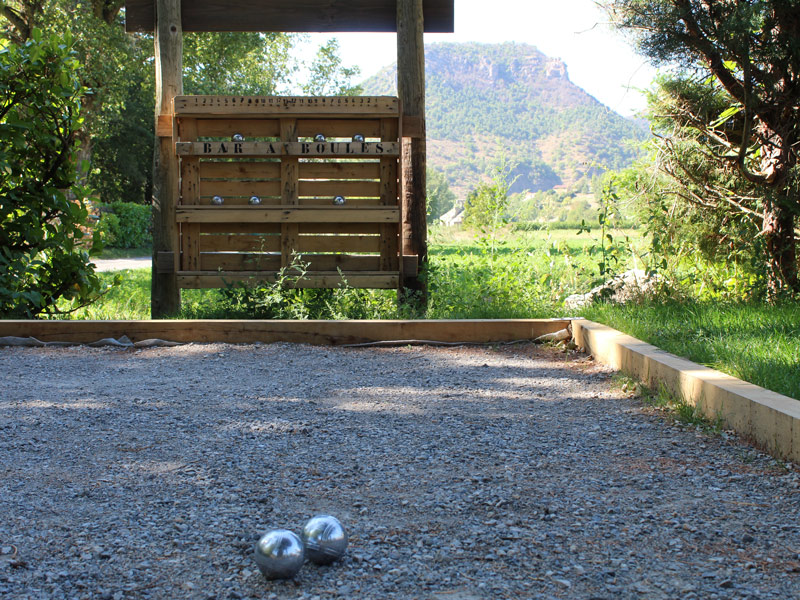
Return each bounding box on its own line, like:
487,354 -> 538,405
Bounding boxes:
0,29 -> 104,318
96,202 -> 152,248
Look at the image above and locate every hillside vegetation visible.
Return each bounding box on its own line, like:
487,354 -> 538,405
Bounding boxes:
362,42 -> 648,196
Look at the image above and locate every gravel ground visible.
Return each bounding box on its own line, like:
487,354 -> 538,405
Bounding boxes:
1,342 -> 798,600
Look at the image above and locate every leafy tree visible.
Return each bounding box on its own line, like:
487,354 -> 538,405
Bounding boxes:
426,168 -> 456,223
603,0 -> 800,298
302,38 -> 362,96
182,32 -> 297,96
0,29 -> 104,317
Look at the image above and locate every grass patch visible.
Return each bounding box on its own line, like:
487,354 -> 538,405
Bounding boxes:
57,269 -> 152,320
614,375 -> 723,433
587,301 -> 800,400
97,246 -> 151,259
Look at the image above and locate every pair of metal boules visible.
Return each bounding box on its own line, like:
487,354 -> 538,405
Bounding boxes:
253,515 -> 348,581
314,134 -> 365,142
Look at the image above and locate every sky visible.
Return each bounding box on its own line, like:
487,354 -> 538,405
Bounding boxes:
307,0 -> 658,117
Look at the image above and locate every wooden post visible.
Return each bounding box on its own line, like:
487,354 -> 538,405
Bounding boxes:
151,0 -> 183,317
397,0 -> 427,303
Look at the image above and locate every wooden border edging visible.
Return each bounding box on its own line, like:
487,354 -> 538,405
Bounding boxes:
572,319 -> 800,463
0,319 -> 569,346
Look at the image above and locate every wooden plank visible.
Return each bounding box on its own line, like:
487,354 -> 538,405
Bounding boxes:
201,253 -> 281,271
200,223 -> 281,234
199,253 -> 386,272
298,161 -> 379,180
199,222 -> 381,235
298,197 -> 381,207
380,119 -> 400,273
125,0 -> 455,34
182,224 -> 201,270
200,161 -> 281,180
194,118 -> 280,138
174,96 -> 399,116
176,207 -> 400,224
403,254 -> 419,276
297,235 -> 380,253
174,234 -> 379,254
176,141 -> 399,157
0,318 -> 571,345
300,223 -> 381,234
296,119 -> 382,138
397,0 -> 428,299
157,114 -> 173,137
178,118 -> 201,270
198,180 -> 281,199
281,118 -> 300,269
151,0 -> 182,317
298,180 -> 380,198
402,115 -> 424,139
177,272 -> 401,289
180,159 -> 201,204
201,234 -> 281,253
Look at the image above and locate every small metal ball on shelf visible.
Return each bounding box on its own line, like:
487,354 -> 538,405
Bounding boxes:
352,134 -> 365,143
333,196 -> 346,206
249,196 -> 262,205
211,195 -> 224,205
231,133 -> 245,142
314,134 -> 326,142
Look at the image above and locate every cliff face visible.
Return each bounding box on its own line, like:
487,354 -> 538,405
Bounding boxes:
362,42 -> 647,195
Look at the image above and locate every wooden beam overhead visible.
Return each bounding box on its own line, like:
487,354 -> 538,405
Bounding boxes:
125,0 -> 455,33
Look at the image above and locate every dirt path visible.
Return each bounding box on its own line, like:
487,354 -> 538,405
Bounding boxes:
91,257 -> 150,272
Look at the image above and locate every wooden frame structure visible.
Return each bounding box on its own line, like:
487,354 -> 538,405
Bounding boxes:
131,0 -> 452,317
161,95 -> 408,290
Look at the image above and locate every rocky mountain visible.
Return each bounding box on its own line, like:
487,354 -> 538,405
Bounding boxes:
361,42 -> 648,197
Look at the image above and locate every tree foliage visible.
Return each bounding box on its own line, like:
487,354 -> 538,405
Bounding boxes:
0,29 -> 103,317
426,168 -> 456,223
603,0 -> 800,298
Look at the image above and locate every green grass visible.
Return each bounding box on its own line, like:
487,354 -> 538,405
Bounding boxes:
60,269 -> 152,320
97,246 -> 151,259
73,226 -> 643,321
584,301 -> 800,400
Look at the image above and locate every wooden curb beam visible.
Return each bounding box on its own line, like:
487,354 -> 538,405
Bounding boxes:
573,319 -> 800,463
0,319 -> 570,346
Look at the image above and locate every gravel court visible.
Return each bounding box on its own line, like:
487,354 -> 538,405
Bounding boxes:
0,342 -> 798,600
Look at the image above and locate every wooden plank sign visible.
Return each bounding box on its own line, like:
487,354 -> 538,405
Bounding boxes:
172,95 -> 404,293
174,95 -> 399,117
176,141 -> 400,157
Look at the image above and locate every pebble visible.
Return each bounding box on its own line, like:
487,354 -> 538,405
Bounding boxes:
0,342 -> 798,599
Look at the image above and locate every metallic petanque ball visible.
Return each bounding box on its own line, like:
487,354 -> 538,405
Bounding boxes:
211,195 -> 224,205
249,195 -> 262,205
314,133 -> 326,142
352,133 -> 365,143
333,195 -> 346,206
254,529 -> 305,580
232,133 -> 245,142
301,515 -> 348,565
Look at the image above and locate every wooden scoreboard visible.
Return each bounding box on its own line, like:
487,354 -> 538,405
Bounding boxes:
157,95 -> 412,290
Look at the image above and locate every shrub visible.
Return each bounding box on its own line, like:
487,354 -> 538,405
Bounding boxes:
0,29 -> 104,318
96,202 -> 152,248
